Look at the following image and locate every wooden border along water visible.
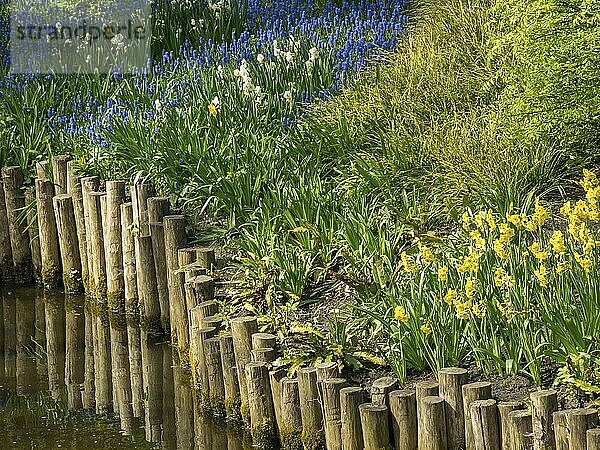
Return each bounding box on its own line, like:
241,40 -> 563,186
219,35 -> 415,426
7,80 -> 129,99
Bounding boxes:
0,158 -> 599,449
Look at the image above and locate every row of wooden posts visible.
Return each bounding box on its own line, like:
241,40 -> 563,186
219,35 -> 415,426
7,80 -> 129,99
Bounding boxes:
0,157 -> 599,449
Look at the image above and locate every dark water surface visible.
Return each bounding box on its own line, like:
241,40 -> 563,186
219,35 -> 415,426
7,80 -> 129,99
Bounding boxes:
0,287 -> 247,449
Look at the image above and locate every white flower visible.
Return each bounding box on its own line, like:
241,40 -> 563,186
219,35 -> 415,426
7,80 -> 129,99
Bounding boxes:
211,96 -> 219,106
285,51 -> 293,63
309,46 -> 319,61
154,99 -> 162,111
283,90 -> 292,102
233,68 -> 240,77
305,60 -> 314,73
257,53 -> 265,63
191,18 -> 196,26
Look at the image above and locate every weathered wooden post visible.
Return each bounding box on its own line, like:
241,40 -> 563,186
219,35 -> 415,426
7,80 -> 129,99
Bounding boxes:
420,396 -> 448,450
24,188 -> 40,283
36,179 -> 61,289
416,380 -> 440,446
2,167 -> 33,283
281,377 -> 303,449
67,167 -> 89,289
588,429 -> 600,450
439,367 -> 468,449
230,316 -> 258,424
531,390 -> 557,450
131,183 -> 154,236
470,399 -> 500,450
389,389 -> 417,450
52,155 -> 71,195
507,410 -> 533,449
81,176 -> 99,290
136,234 -> 163,338
85,188 -> 106,298
360,403 -> 391,450
148,197 -> 170,332
567,408 -> 599,450
498,401 -> 522,450
463,381 -> 492,450
0,185 -> 14,283
164,215 -> 188,352
245,361 -> 277,448
219,333 -> 241,418
270,368 -> 286,433
371,376 -> 398,406
552,410 -> 569,450
298,366 -> 325,449
322,378 -> 346,450
340,386 -> 364,450
53,195 -> 83,293
196,247 -> 216,272
204,336 -> 226,416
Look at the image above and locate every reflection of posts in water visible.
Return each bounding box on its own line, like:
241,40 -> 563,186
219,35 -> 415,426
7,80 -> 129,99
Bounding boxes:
141,333 -> 163,443
35,290 -> 47,383
83,299 -> 96,410
65,294 -> 85,410
0,296 -> 4,386
121,203 -> 144,419
172,357 -> 195,450
4,293 -> 16,390
16,294 -> 37,396
105,181 -> 134,433
162,345 -> 176,449
94,307 -> 113,415
45,292 -> 66,399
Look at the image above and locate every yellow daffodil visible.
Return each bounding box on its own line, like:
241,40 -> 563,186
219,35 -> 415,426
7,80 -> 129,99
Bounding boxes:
443,289 -> 457,305
420,325 -> 432,335
532,199 -> 550,227
438,266 -> 449,283
465,278 -> 476,298
469,230 -> 486,250
528,242 -> 549,260
208,103 -> 217,116
550,230 -> 566,254
533,264 -> 548,287
418,243 -> 436,263
493,239 -> 509,260
394,305 -> 409,323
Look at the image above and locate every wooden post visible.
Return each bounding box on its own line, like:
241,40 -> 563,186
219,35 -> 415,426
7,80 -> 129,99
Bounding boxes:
68,170 -> 89,290
148,196 -> 170,333
463,381 -> 492,450
507,410 -> 533,449
173,361 -> 195,450
164,215 -> 188,351
219,333 -> 241,418
53,195 -> 83,293
322,378 -> 346,450
51,155 -> 71,195
567,408 -> 599,450
187,275 -> 216,309
252,332 -> 277,351
498,402 -> 522,450
245,362 -> 277,448
298,366 -> 325,449
270,368 -> 286,434
420,396 -> 448,450
196,247 -> 215,272
197,326 -> 218,403
531,390 -> 557,450
416,380 -> 439,446
2,167 -> 32,283
81,176 -> 99,290
105,181 -> 126,312
371,376 -> 399,406
553,410 -> 569,450
439,367 -> 468,449
0,184 -> 14,283
35,160 -> 49,180
23,188 -> 40,284
340,386 -> 364,450
136,234 -> 163,338
588,429 -> 600,450
86,190 -> 107,299
360,403 -> 391,450
131,183 -> 154,236
470,399 -> 500,450
281,377 -> 303,450
179,248 -> 199,311
204,336 -> 226,416
316,361 -> 339,381
389,389 -> 417,450
253,348 -> 277,364
121,202 -> 144,418
36,179 -> 62,289
230,316 -> 258,424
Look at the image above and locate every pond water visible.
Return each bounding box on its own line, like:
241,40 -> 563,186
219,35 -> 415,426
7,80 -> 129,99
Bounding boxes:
0,287 -> 248,449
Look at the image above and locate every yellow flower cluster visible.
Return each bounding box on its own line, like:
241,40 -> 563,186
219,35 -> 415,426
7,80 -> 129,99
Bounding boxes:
420,324 -> 432,335
443,289 -> 457,305
438,266 -> 449,283
574,252 -> 592,272
458,253 -> 480,273
550,230 -> 566,254
465,278 -> 477,298
494,267 -> 514,289
469,230 -> 486,250
394,305 -> 409,323
531,199 -> 550,228
495,300 -> 513,322
533,264 -> 548,287
418,243 -> 436,263
498,223 -> 515,243
400,251 -> 416,273
528,242 -> 548,260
